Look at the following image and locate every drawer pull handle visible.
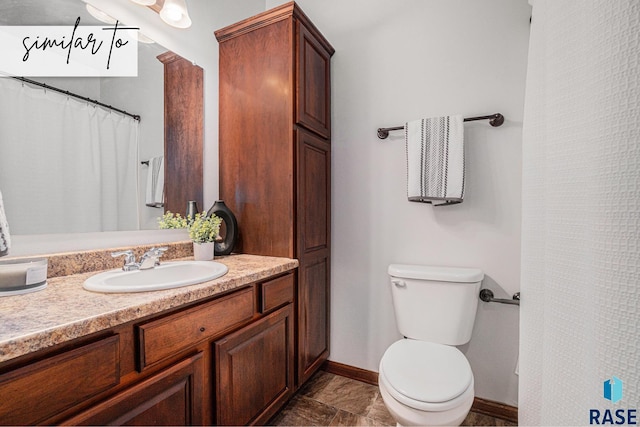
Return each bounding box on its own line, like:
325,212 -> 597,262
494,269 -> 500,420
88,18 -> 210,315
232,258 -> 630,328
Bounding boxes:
199,327 -> 206,332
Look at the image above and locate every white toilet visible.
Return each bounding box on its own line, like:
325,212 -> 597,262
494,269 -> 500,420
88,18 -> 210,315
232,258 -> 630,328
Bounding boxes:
378,264 -> 483,426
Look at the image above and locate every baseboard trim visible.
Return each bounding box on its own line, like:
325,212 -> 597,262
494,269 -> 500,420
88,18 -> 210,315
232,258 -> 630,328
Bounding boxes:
322,361 -> 518,424
471,397 -> 518,424
322,360 -> 378,386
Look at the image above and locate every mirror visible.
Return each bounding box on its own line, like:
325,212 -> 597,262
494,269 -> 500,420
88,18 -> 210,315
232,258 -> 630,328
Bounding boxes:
0,0 -> 177,236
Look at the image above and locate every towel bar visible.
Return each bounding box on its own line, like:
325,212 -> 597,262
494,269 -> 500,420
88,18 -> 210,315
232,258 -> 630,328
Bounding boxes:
479,289 -> 520,306
377,113 -> 504,139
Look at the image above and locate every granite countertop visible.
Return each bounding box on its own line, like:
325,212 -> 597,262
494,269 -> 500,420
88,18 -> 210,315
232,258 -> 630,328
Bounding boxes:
0,254 -> 298,364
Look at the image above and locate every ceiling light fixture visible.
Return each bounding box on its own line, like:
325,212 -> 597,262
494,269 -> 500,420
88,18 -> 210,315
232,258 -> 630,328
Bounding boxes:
129,0 -> 157,5
159,0 -> 192,29
87,4 -> 155,44
137,32 -> 156,44
85,4 -> 117,25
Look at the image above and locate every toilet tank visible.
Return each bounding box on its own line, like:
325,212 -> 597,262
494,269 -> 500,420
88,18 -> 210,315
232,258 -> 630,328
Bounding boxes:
388,264 -> 483,346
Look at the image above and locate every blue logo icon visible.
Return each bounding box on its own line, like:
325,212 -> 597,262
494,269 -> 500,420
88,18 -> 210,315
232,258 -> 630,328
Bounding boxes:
604,376 -> 623,403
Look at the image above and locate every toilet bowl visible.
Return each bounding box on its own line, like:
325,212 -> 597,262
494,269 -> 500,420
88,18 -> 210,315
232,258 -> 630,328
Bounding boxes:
379,264 -> 483,426
378,339 -> 474,426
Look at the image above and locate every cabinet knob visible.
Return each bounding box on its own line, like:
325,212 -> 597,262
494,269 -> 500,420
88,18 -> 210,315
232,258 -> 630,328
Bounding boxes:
199,327 -> 206,332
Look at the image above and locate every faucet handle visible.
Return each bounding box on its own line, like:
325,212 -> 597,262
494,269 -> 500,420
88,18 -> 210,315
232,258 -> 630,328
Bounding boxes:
145,246 -> 168,259
151,246 -> 169,265
111,250 -> 136,264
112,250 -> 137,270
151,247 -> 168,256
139,247 -> 168,269
151,247 -> 168,265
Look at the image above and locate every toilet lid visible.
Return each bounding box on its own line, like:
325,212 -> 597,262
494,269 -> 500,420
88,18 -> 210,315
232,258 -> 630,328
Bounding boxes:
380,340 -> 472,404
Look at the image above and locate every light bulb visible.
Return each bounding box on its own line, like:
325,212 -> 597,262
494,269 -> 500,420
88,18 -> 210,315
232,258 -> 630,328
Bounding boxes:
164,4 -> 183,21
159,0 -> 192,29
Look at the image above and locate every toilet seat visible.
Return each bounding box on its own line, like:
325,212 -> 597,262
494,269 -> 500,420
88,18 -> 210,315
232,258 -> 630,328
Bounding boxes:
379,339 -> 473,412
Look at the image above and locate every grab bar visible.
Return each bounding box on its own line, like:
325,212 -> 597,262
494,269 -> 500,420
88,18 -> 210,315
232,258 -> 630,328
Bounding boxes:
479,289 -> 520,306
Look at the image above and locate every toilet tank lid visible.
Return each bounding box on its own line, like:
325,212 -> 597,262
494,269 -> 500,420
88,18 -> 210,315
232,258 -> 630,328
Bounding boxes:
388,264 -> 484,283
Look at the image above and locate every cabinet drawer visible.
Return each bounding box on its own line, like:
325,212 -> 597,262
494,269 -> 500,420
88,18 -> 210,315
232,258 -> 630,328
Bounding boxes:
261,273 -> 295,313
0,335 -> 120,425
138,287 -> 255,370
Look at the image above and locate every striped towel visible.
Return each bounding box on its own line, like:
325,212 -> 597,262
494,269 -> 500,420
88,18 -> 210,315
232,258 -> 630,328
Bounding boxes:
0,189 -> 11,256
405,115 -> 465,206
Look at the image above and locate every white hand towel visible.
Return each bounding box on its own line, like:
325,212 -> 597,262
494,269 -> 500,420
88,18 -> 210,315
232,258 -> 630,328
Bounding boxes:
0,190 -> 11,256
145,156 -> 165,208
405,115 -> 465,206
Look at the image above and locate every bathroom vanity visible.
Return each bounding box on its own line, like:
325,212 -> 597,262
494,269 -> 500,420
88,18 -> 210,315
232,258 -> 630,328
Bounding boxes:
0,252 -> 298,426
0,3 -> 333,424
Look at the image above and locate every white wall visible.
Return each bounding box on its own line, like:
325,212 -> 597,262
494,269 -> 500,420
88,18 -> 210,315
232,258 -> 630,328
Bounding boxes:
267,0 -> 530,406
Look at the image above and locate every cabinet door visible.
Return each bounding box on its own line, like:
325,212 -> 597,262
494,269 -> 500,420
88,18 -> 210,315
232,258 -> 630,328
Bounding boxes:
296,21 -> 332,139
65,352 -> 204,426
296,129 -> 330,256
215,305 -> 294,426
296,128 -> 331,384
297,256 -> 330,384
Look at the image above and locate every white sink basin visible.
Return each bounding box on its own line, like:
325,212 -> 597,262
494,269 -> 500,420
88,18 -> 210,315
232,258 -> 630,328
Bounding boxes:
83,261 -> 229,293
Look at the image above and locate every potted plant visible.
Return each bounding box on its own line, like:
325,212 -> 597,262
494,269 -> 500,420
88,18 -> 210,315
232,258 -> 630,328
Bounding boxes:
158,211 -> 222,261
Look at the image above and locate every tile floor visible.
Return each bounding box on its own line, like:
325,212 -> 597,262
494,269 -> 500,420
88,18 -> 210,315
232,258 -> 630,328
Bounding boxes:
269,371 -> 517,426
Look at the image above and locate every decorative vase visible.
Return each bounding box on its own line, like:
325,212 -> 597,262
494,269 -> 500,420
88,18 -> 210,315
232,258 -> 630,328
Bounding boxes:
193,242 -> 214,261
207,200 -> 238,255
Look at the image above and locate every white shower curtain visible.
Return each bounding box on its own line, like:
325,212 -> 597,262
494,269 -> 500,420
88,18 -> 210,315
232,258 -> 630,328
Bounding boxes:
520,1 -> 640,424
0,78 -> 139,235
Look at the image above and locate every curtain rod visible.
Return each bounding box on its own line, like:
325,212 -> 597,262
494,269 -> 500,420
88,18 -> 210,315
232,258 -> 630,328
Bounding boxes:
377,113 -> 504,139
10,76 -> 141,122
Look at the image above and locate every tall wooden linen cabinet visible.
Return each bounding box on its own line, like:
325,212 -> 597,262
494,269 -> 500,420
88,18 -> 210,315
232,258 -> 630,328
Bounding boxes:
215,1 -> 334,389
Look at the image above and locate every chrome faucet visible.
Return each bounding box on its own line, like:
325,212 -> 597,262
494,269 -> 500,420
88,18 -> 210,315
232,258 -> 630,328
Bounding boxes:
138,247 -> 168,270
111,247 -> 168,271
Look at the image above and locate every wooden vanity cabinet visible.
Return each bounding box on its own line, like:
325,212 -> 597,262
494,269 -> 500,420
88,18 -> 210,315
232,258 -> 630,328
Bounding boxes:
0,272 -> 296,426
216,1 -> 334,388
